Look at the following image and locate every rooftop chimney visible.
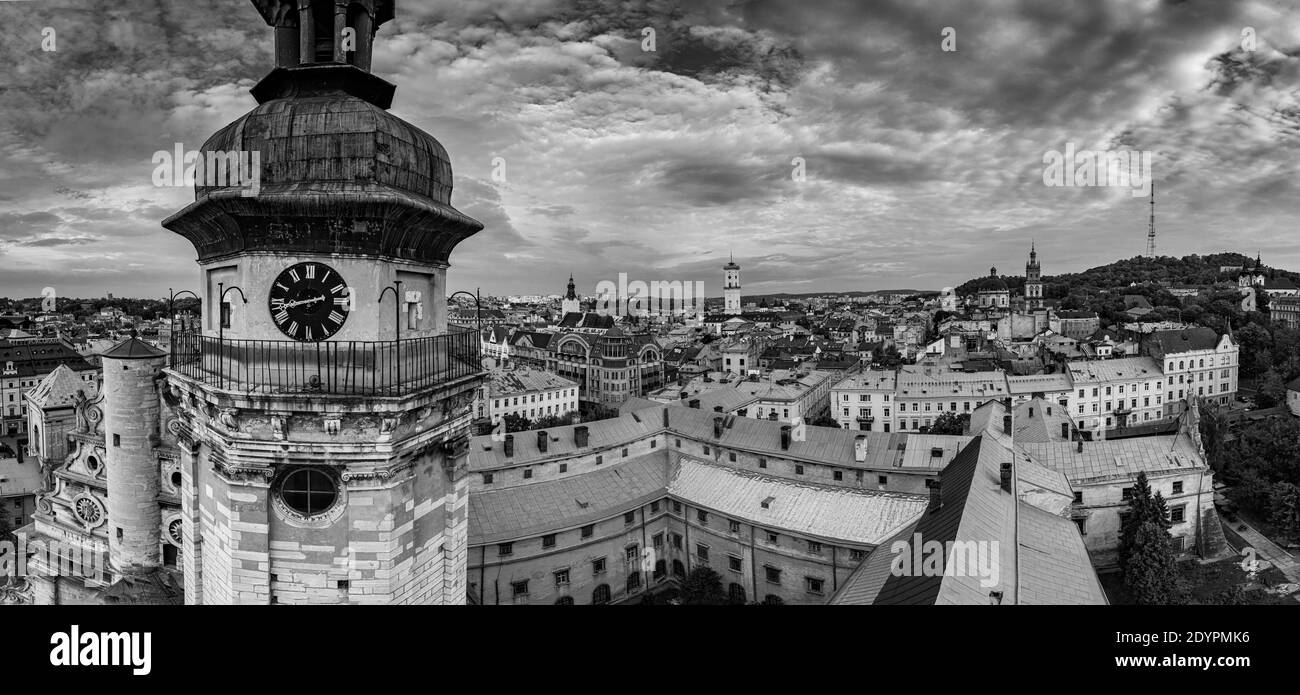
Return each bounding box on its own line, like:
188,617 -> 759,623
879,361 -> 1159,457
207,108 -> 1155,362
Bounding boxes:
854,435 -> 867,463
1077,439 -> 1084,453
928,481 -> 943,513
1000,462 -> 1013,493
537,430 -> 548,453
679,391 -> 689,400
713,416 -> 724,438
503,434 -> 514,457
780,425 -> 792,450
1028,407 -> 1034,418
1002,414 -> 1012,435
769,412 -> 778,421
713,405 -> 724,413
574,425 -> 589,448
689,398 -> 701,409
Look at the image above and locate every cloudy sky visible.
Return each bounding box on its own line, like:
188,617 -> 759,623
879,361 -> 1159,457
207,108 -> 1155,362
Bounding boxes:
1,0 -> 1298,300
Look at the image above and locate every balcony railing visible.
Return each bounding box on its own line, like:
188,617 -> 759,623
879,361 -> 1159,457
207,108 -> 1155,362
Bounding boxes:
168,328 -> 481,397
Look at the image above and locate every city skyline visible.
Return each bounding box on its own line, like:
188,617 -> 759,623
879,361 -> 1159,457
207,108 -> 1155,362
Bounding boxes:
1,0 -> 1299,298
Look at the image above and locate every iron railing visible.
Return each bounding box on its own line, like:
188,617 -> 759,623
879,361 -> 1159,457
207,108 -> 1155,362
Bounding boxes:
168,328 -> 480,397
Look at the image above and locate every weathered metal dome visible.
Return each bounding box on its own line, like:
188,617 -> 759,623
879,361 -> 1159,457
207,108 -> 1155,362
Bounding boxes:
197,90 -> 454,206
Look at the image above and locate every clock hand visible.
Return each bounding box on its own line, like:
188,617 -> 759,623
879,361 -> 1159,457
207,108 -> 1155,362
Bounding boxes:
281,295 -> 326,309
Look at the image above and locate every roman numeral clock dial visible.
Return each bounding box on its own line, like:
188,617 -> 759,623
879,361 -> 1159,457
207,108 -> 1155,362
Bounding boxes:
267,262 -> 350,341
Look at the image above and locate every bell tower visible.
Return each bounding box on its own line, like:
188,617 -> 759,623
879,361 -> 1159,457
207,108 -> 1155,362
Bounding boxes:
723,254 -> 741,315
1025,241 -> 1043,310
161,0 -> 485,604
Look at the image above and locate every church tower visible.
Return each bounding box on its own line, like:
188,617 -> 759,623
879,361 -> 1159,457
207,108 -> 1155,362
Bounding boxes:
561,275 -> 581,316
160,0 -> 484,604
723,254 -> 741,315
1025,242 -> 1043,310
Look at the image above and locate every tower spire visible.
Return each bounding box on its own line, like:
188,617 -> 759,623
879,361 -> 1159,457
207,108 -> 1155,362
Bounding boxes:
1145,181 -> 1156,258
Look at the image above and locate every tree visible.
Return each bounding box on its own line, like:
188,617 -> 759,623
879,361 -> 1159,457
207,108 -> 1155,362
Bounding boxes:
808,415 -> 839,428
678,566 -> 727,605
1255,368 -> 1286,408
532,412 -> 578,430
501,413 -> 531,433
1118,472 -> 1183,605
929,412 -> 969,435
1267,481 -> 1300,540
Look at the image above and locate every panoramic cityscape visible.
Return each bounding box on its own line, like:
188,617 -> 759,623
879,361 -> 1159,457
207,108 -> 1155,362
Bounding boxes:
0,0 -> 1298,631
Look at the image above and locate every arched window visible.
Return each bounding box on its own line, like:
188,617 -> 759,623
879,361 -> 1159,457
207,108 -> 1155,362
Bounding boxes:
626,572 -> 641,593
592,584 -> 611,605
762,594 -> 785,605
672,560 -> 686,578
653,559 -> 666,580
728,583 -> 746,604
555,596 -> 574,605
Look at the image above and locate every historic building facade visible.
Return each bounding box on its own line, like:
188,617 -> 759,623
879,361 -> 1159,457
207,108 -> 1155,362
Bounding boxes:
19,0 -> 485,605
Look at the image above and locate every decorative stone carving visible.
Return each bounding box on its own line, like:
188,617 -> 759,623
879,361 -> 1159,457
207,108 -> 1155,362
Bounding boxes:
219,408 -> 240,432
324,413 -> 342,436
166,517 -> 184,547
270,413 -> 288,440
71,493 -> 106,530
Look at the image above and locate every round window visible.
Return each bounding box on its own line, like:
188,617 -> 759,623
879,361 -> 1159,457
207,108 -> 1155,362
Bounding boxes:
278,468 -> 339,518
171,471 -> 182,488
86,455 -> 100,472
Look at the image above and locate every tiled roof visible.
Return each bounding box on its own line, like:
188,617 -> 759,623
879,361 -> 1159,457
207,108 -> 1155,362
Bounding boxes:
1016,502 -> 1108,605
0,458 -> 43,497
467,402 -> 966,473
1019,435 -> 1203,484
468,452 -> 670,544
669,458 -> 926,546
1066,355 -> 1161,383
25,364 -> 94,409
486,368 -> 577,397
1145,327 -> 1225,357
831,433 -> 1104,605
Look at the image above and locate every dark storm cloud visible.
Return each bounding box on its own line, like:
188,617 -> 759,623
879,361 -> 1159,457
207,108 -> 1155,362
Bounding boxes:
1,0 -> 1299,297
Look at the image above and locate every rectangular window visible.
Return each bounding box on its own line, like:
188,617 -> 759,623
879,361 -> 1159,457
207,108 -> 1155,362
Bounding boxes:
672,501 -> 682,514
1073,491 -> 1083,504
596,455 -> 603,465
624,511 -> 635,525
729,520 -> 740,533
554,569 -> 569,586
498,542 -> 513,557
850,549 -> 866,562
625,545 -> 639,563
878,475 -> 888,486
696,544 -> 709,561
764,566 -> 781,585
805,577 -> 825,595
833,470 -> 843,481
672,533 -> 683,550
653,532 -> 664,548
795,464 -> 804,475
729,555 -> 743,572
758,458 -> 767,469
581,524 -> 594,538
1122,487 -> 1134,501
1172,481 -> 1183,494
542,534 -> 556,548
729,452 -> 737,462
766,531 -> 778,544
650,500 -> 660,513
482,473 -> 494,484
1170,506 -> 1186,524
592,557 -> 606,575
807,541 -> 821,553
697,510 -> 708,524
523,468 -> 532,479
511,580 -> 529,598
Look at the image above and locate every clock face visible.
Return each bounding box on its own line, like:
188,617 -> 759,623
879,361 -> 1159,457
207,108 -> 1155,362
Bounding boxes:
267,262 -> 351,342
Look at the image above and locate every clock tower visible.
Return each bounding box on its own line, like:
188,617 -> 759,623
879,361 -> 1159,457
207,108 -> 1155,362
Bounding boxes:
161,0 -> 484,604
